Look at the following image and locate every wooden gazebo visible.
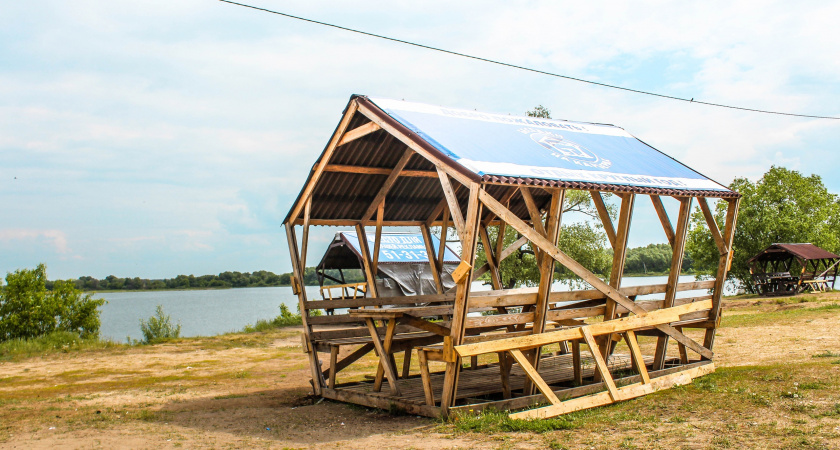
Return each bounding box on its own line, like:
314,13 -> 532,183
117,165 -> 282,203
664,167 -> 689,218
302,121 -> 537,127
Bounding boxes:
748,243 -> 839,296
283,95 -> 740,419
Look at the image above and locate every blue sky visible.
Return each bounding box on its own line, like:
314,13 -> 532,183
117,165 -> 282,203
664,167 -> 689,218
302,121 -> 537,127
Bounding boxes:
2,1 -> 839,280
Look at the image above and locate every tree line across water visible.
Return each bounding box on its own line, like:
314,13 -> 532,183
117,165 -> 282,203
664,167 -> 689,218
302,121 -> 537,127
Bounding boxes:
45,244 -> 688,292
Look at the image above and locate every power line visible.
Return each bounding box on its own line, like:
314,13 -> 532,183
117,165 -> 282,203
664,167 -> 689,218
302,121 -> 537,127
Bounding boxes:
220,0 -> 839,120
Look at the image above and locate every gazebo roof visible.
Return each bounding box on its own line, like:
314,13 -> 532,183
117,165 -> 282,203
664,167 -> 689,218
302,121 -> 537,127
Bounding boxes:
285,95 -> 738,225
748,243 -> 840,263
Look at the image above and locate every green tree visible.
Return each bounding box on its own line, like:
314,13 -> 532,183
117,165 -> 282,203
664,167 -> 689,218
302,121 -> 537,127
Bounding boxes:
0,264 -> 105,341
687,166 -> 840,292
139,305 -> 181,344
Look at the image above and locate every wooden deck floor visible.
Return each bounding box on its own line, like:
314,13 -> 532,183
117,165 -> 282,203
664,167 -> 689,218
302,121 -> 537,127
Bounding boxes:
333,352 -> 653,408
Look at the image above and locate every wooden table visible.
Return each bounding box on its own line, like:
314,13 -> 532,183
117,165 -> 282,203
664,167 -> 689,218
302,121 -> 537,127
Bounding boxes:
348,309 -> 451,396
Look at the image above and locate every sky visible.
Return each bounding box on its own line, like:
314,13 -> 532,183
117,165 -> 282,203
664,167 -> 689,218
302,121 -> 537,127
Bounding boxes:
1,1 -> 839,280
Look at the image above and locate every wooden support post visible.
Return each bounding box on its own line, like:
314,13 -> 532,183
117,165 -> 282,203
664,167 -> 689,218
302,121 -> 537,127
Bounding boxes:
437,206 -> 450,273
300,198 -> 312,271
581,327 -> 619,400
417,350 -> 434,406
704,197 -> 740,351
653,197 -> 692,370
402,349 -> 412,378
698,198 -> 726,255
624,330 -> 650,384
285,223 -> 323,395
437,168 -> 465,238
478,225 -> 503,290
572,339 -> 582,386
421,224 -> 445,294
526,189 -> 564,394
329,346 -> 339,389
373,201 -> 384,276
355,225 -> 379,298
597,193 -> 634,374
498,352 -> 512,399
440,183 -> 481,416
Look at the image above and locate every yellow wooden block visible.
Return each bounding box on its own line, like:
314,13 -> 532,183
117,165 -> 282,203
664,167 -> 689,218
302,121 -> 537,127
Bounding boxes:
451,260 -> 472,284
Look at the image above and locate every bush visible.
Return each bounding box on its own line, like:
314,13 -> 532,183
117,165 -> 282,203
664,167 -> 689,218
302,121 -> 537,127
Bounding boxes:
241,303 -> 320,332
0,264 -> 105,342
139,305 -> 181,344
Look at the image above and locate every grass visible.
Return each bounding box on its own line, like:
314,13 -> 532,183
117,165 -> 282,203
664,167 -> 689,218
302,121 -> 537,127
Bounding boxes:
721,302 -> 840,327
0,331 -> 122,361
446,409 -> 579,433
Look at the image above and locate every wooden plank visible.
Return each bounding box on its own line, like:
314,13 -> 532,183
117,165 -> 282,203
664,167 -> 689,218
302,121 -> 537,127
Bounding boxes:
572,340 -> 582,385
698,197 -> 727,255
320,387 -> 441,418
477,189 -> 711,359
520,187 -> 548,238
508,363 -> 716,419
355,224 -> 379,298
328,346 -> 339,389
417,350 -> 435,405
420,224 -> 444,294
455,299 -> 712,357
650,195 -> 675,247
581,327 -> 619,400
508,349 -> 562,405
449,360 -> 714,416
437,168 -> 465,237
361,148 -> 414,222
337,121 -> 381,146
366,318 -> 401,396
288,100 -> 358,224
624,330 -> 650,384
322,164 -> 437,178
402,315 -> 451,336
654,197 -> 692,370
590,191 -> 617,248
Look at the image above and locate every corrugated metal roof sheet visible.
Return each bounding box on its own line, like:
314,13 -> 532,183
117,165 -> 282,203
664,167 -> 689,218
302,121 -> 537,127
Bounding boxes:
284,95 -> 738,224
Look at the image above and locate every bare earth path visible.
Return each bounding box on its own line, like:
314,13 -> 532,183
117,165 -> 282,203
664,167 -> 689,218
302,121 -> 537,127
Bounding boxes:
1,294 -> 839,449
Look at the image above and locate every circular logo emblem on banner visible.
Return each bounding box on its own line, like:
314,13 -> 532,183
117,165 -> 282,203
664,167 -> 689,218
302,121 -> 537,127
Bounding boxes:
518,128 -> 611,169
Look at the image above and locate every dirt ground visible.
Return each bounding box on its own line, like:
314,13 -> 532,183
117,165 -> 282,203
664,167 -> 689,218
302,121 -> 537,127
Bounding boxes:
1,294 -> 839,449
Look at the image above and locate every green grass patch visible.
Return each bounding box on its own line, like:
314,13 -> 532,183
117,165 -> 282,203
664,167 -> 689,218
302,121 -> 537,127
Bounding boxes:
721,303 -> 840,327
0,331 -> 122,361
447,409 -> 579,433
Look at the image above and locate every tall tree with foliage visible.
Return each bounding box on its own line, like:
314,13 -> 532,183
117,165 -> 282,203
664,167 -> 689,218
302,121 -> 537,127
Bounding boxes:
0,264 -> 105,341
472,105 -> 614,288
687,166 -> 840,292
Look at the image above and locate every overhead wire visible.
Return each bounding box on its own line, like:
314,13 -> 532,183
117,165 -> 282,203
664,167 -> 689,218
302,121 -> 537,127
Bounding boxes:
219,0 -> 839,120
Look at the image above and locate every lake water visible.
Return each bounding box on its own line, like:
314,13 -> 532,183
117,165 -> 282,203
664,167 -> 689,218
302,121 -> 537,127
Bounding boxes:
96,276 -> 721,341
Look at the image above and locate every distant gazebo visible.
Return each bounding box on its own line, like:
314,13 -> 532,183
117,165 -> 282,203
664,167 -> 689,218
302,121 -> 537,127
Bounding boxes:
748,243 -> 840,296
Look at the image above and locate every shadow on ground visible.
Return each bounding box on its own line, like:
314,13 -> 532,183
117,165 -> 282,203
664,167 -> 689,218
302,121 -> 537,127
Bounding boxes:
155,386 -> 435,445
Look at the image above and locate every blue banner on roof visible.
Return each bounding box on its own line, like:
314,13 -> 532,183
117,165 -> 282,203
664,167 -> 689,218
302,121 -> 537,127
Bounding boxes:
341,232 -> 460,264
368,97 -> 728,192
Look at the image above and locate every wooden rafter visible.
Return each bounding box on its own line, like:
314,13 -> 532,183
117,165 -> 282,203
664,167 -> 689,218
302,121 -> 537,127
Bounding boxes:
337,121 -> 381,146
421,224 -> 445,294
372,202 -> 384,276
355,224 -> 379,298
323,164 -> 437,178
437,168 -> 466,238
361,149 -> 414,222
